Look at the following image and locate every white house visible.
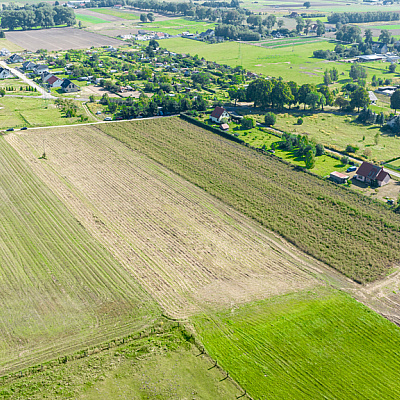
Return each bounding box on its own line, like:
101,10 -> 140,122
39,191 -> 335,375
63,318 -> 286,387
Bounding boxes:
43,74 -> 63,88
0,67 -> 12,79
210,106 -> 230,123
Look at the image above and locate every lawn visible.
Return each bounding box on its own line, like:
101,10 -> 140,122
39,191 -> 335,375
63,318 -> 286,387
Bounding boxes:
0,135 -> 159,374
160,38 -> 394,85
0,324 -> 241,399
192,287 -> 400,400
99,117 -> 400,283
75,14 -> 109,25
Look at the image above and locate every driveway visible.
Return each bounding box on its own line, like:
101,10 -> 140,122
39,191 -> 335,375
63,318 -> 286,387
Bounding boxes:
0,61 -> 55,99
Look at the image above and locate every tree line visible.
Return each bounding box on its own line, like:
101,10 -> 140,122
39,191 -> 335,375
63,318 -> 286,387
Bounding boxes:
0,5 -> 75,30
328,11 -> 400,24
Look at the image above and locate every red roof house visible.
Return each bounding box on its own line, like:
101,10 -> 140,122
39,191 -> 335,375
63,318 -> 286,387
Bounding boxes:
354,161 -> 390,186
210,106 -> 229,123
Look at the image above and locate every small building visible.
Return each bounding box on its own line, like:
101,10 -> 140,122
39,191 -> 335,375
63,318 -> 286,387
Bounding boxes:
33,64 -> 49,75
330,171 -> 349,184
7,54 -> 24,63
210,106 -> 230,123
289,11 -> 299,18
354,161 -> 390,186
22,61 -> 36,71
220,123 -> 229,131
368,91 -> 378,105
357,54 -> 385,62
371,42 -> 388,54
61,79 -> 80,93
0,67 -> 12,79
0,48 -> 10,56
44,74 -> 63,88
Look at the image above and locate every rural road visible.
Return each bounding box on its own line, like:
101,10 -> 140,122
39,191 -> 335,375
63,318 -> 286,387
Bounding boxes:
0,61 -> 55,99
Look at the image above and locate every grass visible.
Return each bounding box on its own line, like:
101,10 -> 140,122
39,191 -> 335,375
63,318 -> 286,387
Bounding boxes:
75,14 -> 109,25
0,323 -> 241,399
0,135 -> 159,374
160,38 -> 396,85
99,117 -> 400,283
192,287 -> 400,400
0,97 -> 94,129
92,8 -> 139,20
0,38 -> 23,52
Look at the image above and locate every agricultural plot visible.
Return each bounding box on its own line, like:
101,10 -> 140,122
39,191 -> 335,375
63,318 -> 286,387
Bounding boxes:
91,8 -> 140,20
98,118 -> 400,283
0,136 -> 159,375
76,8 -> 126,22
75,14 -> 109,25
5,27 -> 123,51
193,287 -> 400,399
6,123 -> 330,319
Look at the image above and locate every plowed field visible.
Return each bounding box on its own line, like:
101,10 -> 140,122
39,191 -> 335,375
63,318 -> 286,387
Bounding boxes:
6,126 -> 326,318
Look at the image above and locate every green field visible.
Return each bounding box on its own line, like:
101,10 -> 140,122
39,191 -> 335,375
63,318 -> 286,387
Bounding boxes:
0,38 -> 23,52
0,97 -> 93,129
75,14 -> 109,25
0,325 -> 240,399
160,38 -> 395,85
0,136 -> 159,374
92,8 -> 139,20
192,287 -> 400,399
99,117 -> 400,283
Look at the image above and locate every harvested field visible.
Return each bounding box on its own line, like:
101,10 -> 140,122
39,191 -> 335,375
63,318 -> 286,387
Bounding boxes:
98,118 -> 400,283
0,136 -> 159,375
6,124 -> 329,318
5,27 -> 123,51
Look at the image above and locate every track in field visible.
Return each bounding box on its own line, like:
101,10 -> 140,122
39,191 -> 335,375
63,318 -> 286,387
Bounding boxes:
6,126 -> 328,318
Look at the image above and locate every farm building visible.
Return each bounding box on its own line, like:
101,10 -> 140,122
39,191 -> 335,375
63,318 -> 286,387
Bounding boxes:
357,54 -> 385,62
61,79 -> 80,93
368,91 -> 378,105
7,54 -> 24,63
0,67 -> 12,79
210,106 -> 230,123
354,161 -> 390,186
330,171 -> 349,184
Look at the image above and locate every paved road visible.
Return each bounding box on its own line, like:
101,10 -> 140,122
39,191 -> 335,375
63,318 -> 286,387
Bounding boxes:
0,61 -> 55,99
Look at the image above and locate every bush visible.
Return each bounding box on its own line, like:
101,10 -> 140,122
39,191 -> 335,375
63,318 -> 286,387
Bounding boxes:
315,143 -> 325,156
345,144 -> 358,154
341,155 -> 349,165
264,112 -> 276,127
241,117 -> 255,129
297,117 -> 303,125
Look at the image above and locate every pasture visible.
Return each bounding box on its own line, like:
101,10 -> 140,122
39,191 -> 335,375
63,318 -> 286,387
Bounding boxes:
193,287 -> 400,399
7,123 -> 324,319
5,27 -> 123,51
75,14 -> 109,25
0,135 -> 159,374
98,117 -> 400,283
92,8 -> 140,20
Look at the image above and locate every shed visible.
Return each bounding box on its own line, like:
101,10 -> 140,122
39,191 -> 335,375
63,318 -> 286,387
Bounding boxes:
368,91 -> 378,105
220,123 -> 229,131
330,171 -> 349,184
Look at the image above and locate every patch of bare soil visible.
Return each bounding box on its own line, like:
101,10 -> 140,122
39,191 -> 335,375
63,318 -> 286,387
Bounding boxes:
6,126 -> 332,318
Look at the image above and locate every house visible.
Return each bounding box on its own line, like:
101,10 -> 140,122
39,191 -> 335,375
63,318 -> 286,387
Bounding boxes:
368,91 -> 378,105
199,29 -> 215,40
354,161 -> 390,186
61,79 -> 80,93
0,67 -> 12,79
0,48 -> 10,56
33,64 -> 49,75
7,54 -> 24,63
22,61 -> 36,71
289,11 -> 299,18
44,74 -> 63,88
330,171 -> 349,184
371,42 -> 388,54
210,106 -> 230,123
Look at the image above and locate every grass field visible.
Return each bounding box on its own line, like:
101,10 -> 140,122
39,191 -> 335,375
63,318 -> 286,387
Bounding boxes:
0,97 -> 93,129
98,117 -> 400,283
75,14 -> 109,25
193,287 -> 400,399
7,124 -> 324,318
160,38 -> 395,85
0,38 -> 23,52
0,135 -> 159,374
92,8 -> 139,20
0,324 -> 241,399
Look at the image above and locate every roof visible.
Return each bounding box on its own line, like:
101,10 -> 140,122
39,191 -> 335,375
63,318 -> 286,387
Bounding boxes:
330,171 -> 349,179
368,91 -> 378,101
210,106 -> 227,119
47,75 -> 61,85
61,79 -> 75,88
356,161 -> 389,182
358,55 -> 385,61
0,67 -> 9,74
220,123 -> 229,130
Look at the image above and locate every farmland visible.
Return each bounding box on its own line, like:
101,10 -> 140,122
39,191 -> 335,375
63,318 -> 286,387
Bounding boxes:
75,14 -> 109,25
5,27 -> 123,51
192,287 -> 400,399
6,123 -> 325,319
0,135 -> 159,375
98,117 -> 400,283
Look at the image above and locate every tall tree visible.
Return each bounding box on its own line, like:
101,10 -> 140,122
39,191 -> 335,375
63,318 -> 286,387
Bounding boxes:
364,28 -> 373,44
390,89 -> 400,113
379,29 -> 391,44
350,87 -> 370,111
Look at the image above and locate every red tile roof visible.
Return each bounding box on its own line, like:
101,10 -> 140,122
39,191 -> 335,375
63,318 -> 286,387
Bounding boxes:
47,75 -> 60,85
356,161 -> 389,182
211,106 -> 226,119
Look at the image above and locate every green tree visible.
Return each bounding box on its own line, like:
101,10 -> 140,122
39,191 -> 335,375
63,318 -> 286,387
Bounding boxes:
89,95 -> 95,103
329,67 -> 338,82
140,13 -> 148,23
298,83 -> 316,109
147,13 -> 155,22
295,16 -> 305,34
389,63 -> 397,73
349,64 -> 367,81
390,89 -> 400,113
316,20 -> 325,36
241,117 -> 255,129
305,91 -> 321,110
264,112 -> 276,126
350,87 -> 370,111
303,1 -> 311,8
271,81 -> 293,108
305,149 -> 315,169
323,69 -> 331,85
379,29 -> 391,44
365,28 -> 373,44
277,19 -> 284,29
246,78 -> 272,108
318,85 -> 334,106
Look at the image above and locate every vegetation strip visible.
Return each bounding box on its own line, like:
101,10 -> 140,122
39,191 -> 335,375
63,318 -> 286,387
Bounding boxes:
99,118 -> 400,283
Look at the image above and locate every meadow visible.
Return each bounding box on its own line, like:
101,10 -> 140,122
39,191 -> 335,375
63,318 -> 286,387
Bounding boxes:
92,8 -> 139,20
0,135 -> 159,374
75,14 -> 109,25
160,38 -> 393,85
193,287 -> 400,399
99,117 -> 400,283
